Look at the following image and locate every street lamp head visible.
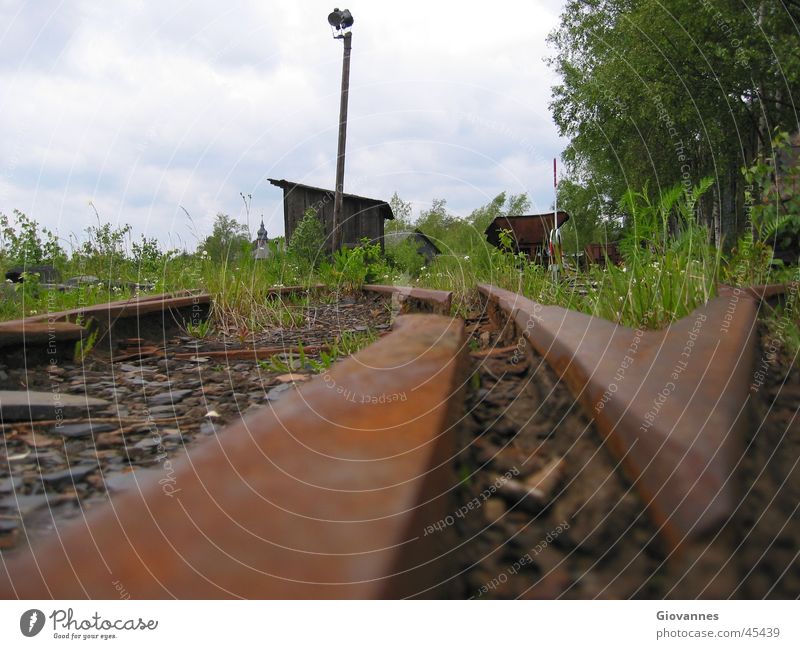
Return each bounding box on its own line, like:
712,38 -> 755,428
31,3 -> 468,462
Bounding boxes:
327,7 -> 354,37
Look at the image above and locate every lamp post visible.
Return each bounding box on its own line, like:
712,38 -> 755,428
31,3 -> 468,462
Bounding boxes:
327,7 -> 354,253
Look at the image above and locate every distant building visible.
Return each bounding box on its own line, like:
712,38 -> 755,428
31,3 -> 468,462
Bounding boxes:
252,219 -> 271,260
268,178 -> 394,253
383,228 -> 441,263
485,211 -> 570,262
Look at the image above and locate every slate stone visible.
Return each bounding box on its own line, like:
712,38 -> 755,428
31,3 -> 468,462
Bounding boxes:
0,519 -> 19,533
199,421 -> 216,435
0,390 -> 108,421
0,493 -> 53,515
148,389 -> 192,405
40,463 -> 99,484
103,469 -> 160,494
0,476 -> 22,493
132,438 -> 161,451
52,423 -> 117,438
146,405 -> 177,416
266,384 -> 293,401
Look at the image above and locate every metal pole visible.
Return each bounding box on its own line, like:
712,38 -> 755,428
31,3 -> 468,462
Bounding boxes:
332,31 -> 352,253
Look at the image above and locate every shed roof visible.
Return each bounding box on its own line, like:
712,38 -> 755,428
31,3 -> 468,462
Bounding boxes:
267,178 -> 394,220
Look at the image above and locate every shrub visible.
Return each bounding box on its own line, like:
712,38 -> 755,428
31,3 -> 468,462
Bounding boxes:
321,239 -> 390,293
288,208 -> 326,270
385,237 -> 426,277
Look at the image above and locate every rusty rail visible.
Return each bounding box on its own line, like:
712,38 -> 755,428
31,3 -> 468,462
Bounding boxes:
0,291 -> 467,598
364,284 -> 452,315
478,283 -> 758,554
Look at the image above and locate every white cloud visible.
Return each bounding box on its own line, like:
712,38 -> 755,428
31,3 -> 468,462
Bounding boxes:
0,0 -> 568,246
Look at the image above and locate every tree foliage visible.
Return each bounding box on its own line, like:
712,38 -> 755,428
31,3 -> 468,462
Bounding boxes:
548,0 -> 800,241
557,179 -> 621,253
199,213 -> 250,263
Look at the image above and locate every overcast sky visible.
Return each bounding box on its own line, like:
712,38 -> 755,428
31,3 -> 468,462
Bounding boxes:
0,0 -> 567,250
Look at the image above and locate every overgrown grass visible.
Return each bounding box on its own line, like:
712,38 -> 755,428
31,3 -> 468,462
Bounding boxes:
259,328 -> 378,373
1,162 -> 796,366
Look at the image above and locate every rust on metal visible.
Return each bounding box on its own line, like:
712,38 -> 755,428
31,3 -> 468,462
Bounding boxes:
484,211 -> 569,260
719,282 -> 796,304
170,345 -> 331,361
0,313 -> 467,599
0,321 -> 85,348
478,283 -> 757,552
363,284 -> 452,315
584,242 -> 622,266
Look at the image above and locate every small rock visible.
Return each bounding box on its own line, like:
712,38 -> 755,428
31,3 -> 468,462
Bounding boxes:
147,405 -> 178,416
148,389 -> 193,405
0,493 -> 54,514
525,457 -> 566,500
266,384 -> 293,401
0,390 -> 108,421
484,498 -> 507,523
52,422 -> 117,438
3,449 -> 31,463
0,518 -> 19,533
0,476 -> 22,493
117,363 -> 149,373
40,463 -> 99,484
132,437 -> 161,452
160,429 -> 183,442
94,431 -> 123,448
103,469 -> 160,494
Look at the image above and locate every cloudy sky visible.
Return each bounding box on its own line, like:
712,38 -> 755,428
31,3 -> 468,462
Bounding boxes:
0,0 -> 567,250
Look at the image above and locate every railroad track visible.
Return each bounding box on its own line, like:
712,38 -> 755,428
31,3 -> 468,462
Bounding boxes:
0,282 -> 796,598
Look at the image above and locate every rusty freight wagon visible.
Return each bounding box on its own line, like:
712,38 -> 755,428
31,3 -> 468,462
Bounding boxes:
268,178 -> 394,253
584,242 -> 623,267
485,211 -> 570,262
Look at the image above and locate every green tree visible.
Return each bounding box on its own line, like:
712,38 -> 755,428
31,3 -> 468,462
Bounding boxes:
199,213 -> 250,263
386,192 -> 414,234
556,179 -> 620,254
548,0 -> 800,244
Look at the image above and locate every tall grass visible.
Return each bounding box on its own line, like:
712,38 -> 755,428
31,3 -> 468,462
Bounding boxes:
412,179 -> 722,329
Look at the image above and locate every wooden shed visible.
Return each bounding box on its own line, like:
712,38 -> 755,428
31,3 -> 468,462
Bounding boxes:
485,211 -> 570,262
268,178 -> 394,253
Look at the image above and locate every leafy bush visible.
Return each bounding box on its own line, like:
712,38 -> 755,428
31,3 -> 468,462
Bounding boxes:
385,237 -> 426,277
0,210 -> 65,267
729,131 -> 800,285
320,239 -> 389,293
288,208 -> 326,270
589,179 -> 720,328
